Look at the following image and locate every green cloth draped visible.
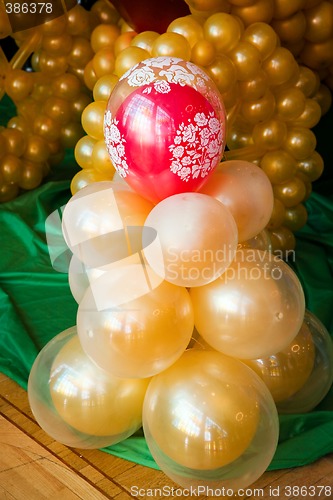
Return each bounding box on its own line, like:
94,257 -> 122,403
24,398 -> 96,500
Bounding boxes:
0,97 -> 332,471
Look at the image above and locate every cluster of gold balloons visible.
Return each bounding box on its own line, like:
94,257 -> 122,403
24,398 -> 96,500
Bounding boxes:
28,177 -> 333,491
71,0 -> 332,254
0,2 -> 121,202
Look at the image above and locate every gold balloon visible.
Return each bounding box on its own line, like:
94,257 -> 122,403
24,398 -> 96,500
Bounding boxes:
244,321 -> 315,403
114,46 -> 150,78
206,55 -> 237,94
273,176 -> 307,207
77,265 -> 194,378
203,12 -> 242,53
70,168 -> 111,195
253,119 -> 288,151
275,88 -> 306,121
241,89 -> 275,124
143,349 -> 261,470
74,135 -> 96,169
230,0 -> 275,26
167,15 -> 204,48
269,226 -> 296,254
191,39 -> 216,67
93,74 -> 119,102
190,249 -> 305,359
271,11 -> 307,45
295,65 -> 320,97
92,47 -> 116,78
238,70 -> 267,101
229,41 -> 262,81
151,32 -> 192,59
91,23 -> 121,53
293,98 -> 321,128
81,100 -> 106,140
260,150 -> 297,184
131,31 -> 159,53
243,22 -> 277,60
50,335 -> 150,436
273,0 -> 306,20
284,203 -> 308,232
304,1 -> 333,43
262,47 -> 299,87
91,139 -> 116,174
284,127 -> 317,160
296,151 -> 324,182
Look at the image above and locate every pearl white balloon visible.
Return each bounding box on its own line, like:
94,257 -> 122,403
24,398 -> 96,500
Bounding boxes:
201,160 -> 274,242
143,192 -> 238,287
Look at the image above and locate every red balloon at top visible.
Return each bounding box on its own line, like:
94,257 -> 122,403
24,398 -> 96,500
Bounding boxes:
104,57 -> 226,204
110,0 -> 190,33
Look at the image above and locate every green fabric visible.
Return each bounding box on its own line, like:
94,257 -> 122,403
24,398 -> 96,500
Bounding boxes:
0,98 -> 333,472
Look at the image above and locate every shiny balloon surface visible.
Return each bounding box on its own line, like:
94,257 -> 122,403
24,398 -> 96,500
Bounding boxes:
143,192 -> 238,287
62,181 -> 154,267
276,310 -> 333,413
28,327 -> 149,448
244,320 -> 315,402
201,160 -> 274,242
104,56 -> 226,203
143,349 -> 279,489
190,249 -> 305,359
77,265 -> 194,378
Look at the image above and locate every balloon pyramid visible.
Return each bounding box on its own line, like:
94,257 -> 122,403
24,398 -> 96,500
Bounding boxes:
28,56 -> 333,493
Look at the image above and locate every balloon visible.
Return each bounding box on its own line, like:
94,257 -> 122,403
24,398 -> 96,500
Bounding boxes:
77,264 -> 194,378
104,56 -> 226,203
109,0 -> 190,33
143,349 -> 279,490
244,319 -> 315,403
61,181 -> 154,267
201,160 -> 274,242
276,310 -> 333,413
190,249 -> 305,359
238,229 -> 272,252
28,327 -> 149,448
143,192 -> 238,287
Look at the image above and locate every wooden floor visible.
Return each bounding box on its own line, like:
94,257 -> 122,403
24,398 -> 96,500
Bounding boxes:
0,373 -> 333,500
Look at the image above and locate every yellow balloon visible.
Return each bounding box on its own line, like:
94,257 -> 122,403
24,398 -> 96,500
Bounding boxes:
143,349 -> 279,487
77,265 -> 194,378
203,12 -> 242,53
167,15 -> 204,48
28,327 -> 149,449
151,32 -> 192,59
81,100 -> 107,140
190,249 -> 305,359
50,335 -> 149,436
144,350 -> 260,469
244,321 -> 315,403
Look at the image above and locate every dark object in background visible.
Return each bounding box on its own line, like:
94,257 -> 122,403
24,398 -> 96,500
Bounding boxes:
111,0 -> 190,33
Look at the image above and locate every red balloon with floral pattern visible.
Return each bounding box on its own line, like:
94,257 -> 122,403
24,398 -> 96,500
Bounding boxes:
104,57 -> 226,203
